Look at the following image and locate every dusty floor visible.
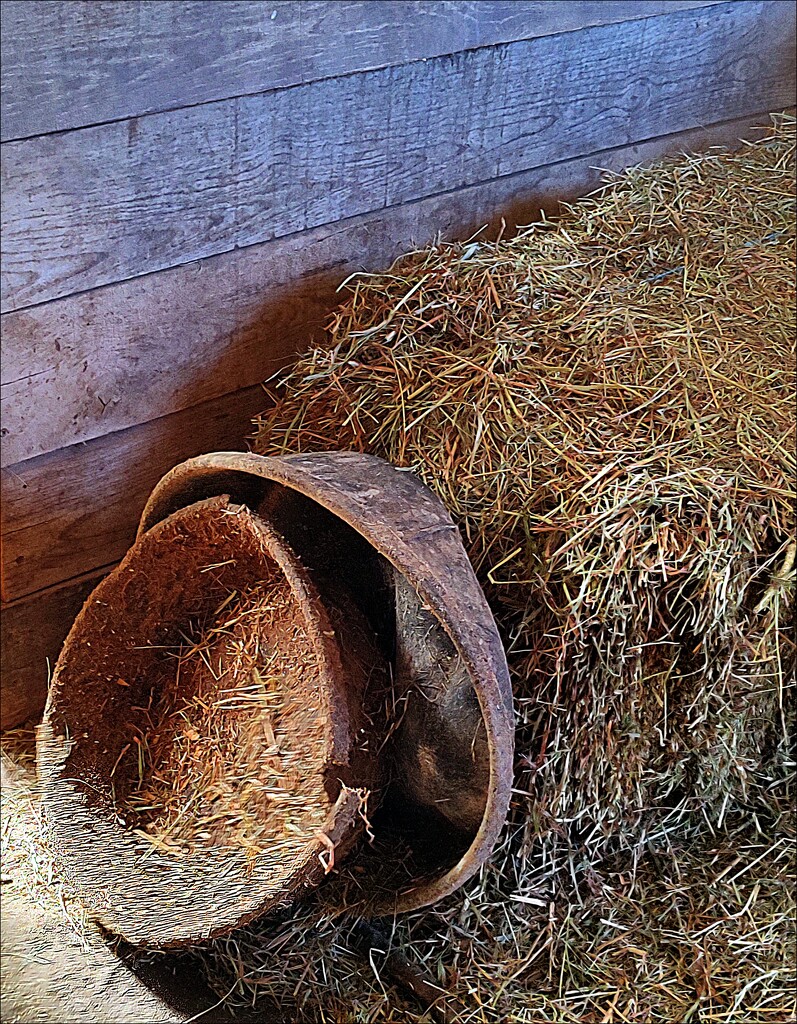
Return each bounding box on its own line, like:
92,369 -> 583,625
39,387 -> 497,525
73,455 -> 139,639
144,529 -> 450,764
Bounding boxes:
0,747 -> 264,1024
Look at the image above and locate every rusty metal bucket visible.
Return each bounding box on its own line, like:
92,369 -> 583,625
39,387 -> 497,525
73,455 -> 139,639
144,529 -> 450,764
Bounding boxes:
39,451 -> 514,941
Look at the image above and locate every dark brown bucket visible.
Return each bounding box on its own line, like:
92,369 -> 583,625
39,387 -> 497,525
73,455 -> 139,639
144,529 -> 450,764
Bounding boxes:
38,451 -> 514,942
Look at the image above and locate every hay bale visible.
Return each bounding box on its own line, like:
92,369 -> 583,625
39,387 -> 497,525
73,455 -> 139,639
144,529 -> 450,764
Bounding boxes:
221,115 -> 797,1019
255,116 -> 796,859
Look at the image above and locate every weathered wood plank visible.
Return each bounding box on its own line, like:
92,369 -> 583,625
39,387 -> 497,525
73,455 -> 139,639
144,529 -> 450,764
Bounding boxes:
0,570 -> 105,730
0,0 -> 722,142
0,112 -> 780,468
1,385 -> 266,601
1,100 -> 239,313
381,1 -> 796,201
2,1 -> 793,311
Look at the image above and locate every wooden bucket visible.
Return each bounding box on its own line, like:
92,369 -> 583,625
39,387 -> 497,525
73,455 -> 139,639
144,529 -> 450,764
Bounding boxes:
136,451 -> 515,915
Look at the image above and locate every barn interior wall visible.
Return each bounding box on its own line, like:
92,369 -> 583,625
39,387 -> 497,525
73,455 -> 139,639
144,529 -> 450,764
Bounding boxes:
1,0 -> 795,726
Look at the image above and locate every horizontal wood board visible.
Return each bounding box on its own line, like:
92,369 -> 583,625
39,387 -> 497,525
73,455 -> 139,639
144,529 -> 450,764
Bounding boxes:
0,0 -> 722,141
1,112 -> 779,471
2,1 -> 794,312
0,112 -> 783,599
0,569 -> 106,730
1,385 -> 266,600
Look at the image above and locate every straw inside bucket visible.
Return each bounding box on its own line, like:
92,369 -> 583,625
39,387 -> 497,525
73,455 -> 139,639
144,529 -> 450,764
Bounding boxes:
113,578 -> 330,862
37,495 -> 380,944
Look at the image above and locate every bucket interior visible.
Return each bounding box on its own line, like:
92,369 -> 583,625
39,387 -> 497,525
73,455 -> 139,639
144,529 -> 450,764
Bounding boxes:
39,497 -> 368,945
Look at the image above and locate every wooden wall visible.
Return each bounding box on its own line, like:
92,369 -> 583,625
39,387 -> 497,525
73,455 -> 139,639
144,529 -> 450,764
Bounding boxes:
1,0 -> 795,727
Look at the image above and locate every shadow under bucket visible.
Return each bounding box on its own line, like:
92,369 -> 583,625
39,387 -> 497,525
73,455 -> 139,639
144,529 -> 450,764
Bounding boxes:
38,452 -> 514,945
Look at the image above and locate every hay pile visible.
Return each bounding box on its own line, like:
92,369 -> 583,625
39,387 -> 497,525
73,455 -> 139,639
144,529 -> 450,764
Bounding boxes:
219,115 -> 793,1020
255,115 -> 795,859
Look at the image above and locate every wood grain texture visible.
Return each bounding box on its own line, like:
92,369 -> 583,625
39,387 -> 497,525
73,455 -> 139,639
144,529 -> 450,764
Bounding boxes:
0,0 -> 722,141
1,386 -> 266,601
0,111 -> 779,469
0,569 -> 104,730
2,1 -> 793,311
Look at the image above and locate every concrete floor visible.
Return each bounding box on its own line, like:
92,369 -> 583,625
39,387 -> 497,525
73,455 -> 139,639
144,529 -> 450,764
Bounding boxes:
1,887 -> 184,1024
